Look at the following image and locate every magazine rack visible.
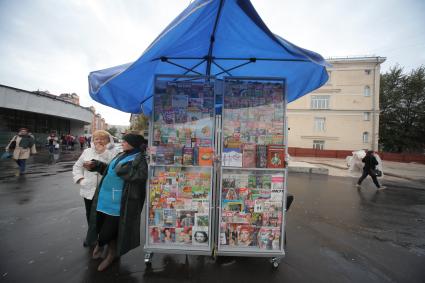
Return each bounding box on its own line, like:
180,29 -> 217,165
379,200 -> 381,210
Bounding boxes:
217,77 -> 287,268
145,75 -> 217,257
144,75 -> 288,269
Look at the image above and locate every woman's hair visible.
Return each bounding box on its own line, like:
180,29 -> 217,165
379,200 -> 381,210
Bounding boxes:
92,130 -> 110,140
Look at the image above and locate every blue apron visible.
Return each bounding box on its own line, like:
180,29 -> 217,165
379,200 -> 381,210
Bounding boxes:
97,153 -> 138,216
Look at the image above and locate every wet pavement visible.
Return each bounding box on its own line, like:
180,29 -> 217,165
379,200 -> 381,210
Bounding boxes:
0,151 -> 424,282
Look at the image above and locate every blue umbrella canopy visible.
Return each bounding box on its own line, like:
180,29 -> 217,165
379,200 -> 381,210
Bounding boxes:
89,0 -> 329,114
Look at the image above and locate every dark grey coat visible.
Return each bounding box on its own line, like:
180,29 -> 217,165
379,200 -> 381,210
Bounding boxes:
86,151 -> 148,256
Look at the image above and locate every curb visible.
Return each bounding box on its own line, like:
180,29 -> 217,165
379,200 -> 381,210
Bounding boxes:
288,166 -> 329,175
384,172 -> 425,184
297,160 -> 425,184
298,160 -> 347,170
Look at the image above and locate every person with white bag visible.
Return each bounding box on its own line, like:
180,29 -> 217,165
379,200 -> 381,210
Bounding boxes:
72,130 -> 118,246
356,150 -> 386,190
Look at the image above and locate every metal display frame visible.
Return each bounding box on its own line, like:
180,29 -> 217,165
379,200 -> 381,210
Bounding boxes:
144,75 -> 217,260
217,77 -> 288,267
144,75 -> 289,269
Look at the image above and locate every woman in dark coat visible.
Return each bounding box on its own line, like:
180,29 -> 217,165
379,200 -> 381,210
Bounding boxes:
356,150 -> 385,190
85,133 -> 148,271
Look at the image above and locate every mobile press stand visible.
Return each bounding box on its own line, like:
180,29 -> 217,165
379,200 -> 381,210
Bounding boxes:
144,75 -> 289,269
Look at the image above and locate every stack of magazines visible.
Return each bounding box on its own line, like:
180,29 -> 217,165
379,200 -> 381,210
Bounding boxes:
152,80 -> 215,167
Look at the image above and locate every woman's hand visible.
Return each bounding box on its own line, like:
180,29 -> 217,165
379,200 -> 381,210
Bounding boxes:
83,161 -> 95,170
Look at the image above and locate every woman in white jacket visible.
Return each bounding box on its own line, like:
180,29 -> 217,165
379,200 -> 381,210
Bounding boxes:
73,130 -> 118,245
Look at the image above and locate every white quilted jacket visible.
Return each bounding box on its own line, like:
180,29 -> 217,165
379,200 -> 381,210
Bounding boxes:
72,147 -> 118,199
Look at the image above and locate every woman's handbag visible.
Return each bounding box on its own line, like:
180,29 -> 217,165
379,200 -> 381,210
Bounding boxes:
371,169 -> 382,177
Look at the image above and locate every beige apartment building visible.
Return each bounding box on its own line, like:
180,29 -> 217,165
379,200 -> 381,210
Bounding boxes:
287,56 -> 386,151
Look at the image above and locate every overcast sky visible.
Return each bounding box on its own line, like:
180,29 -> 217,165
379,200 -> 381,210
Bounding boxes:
1,0 -> 424,125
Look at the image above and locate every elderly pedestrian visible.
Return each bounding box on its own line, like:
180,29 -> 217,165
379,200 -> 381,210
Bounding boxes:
72,130 -> 118,246
85,133 -> 148,271
5,128 -> 37,176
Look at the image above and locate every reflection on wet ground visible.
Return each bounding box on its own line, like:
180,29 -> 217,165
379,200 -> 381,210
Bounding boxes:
0,151 -> 425,282
0,149 -> 82,180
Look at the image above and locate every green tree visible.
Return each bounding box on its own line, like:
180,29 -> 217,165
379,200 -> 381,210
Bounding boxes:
380,65 -> 425,152
130,114 -> 149,132
106,126 -> 118,137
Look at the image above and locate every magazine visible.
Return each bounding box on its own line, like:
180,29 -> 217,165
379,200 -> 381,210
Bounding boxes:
160,227 -> 176,244
237,225 -> 256,247
221,223 -> 239,246
149,227 -> 161,244
177,210 -> 195,228
242,143 -> 256,168
267,145 -> 285,168
192,227 -> 209,246
195,213 -> 209,227
198,147 -> 213,166
271,174 -> 285,201
192,199 -> 209,213
163,209 -> 177,227
222,200 -> 244,212
175,227 -> 192,244
222,148 -> 242,167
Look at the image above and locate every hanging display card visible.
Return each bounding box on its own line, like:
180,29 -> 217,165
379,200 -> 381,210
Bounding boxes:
148,166 -> 212,247
152,77 -> 215,167
220,77 -> 287,252
219,170 -> 285,250
222,79 -> 286,169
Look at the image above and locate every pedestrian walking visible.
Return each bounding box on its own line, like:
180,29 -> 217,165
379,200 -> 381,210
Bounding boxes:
72,130 -> 118,246
5,128 -> 37,176
356,150 -> 385,190
79,136 -> 86,150
70,135 -> 76,150
47,131 -> 59,153
87,136 -> 92,148
85,133 -> 148,271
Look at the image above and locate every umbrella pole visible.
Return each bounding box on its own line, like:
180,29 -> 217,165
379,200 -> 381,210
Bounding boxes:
206,0 -> 225,76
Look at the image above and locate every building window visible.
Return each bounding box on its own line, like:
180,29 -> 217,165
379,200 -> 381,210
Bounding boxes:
363,112 -> 370,121
363,132 -> 369,143
313,140 -> 325,150
311,95 -> 330,109
365,69 -> 371,75
326,71 -> 331,85
314,117 -> 326,131
364,86 -> 371,97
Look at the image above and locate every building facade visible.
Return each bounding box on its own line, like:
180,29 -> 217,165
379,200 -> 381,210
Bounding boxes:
0,84 -> 93,147
287,56 -> 386,151
83,106 -> 109,135
59,93 -> 80,105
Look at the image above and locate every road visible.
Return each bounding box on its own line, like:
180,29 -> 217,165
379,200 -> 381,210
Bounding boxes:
0,156 -> 424,282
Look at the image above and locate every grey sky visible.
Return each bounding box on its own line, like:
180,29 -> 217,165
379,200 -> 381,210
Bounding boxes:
1,0 -> 424,125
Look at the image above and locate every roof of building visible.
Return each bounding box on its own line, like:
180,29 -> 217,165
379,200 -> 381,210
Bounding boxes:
326,56 -> 386,64
0,84 -> 90,111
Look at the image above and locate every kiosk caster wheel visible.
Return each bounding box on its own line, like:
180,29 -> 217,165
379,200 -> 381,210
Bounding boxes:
144,252 -> 153,266
270,257 -> 280,270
